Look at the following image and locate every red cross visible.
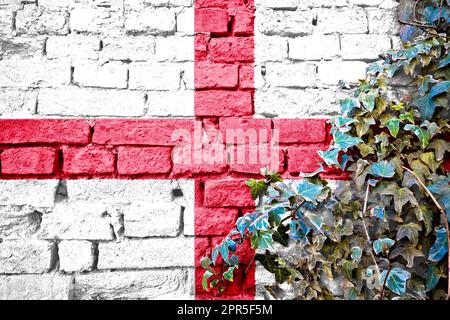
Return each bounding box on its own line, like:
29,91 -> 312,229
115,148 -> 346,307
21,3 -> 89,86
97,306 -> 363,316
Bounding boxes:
0,0 -> 346,299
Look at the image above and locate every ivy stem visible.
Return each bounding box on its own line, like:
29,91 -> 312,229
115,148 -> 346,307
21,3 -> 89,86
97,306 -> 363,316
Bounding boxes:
380,264 -> 392,300
402,165 -> 450,300
361,183 -> 381,281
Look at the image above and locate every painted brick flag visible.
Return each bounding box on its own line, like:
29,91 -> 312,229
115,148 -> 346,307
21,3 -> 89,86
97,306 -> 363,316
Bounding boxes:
0,0 -> 401,300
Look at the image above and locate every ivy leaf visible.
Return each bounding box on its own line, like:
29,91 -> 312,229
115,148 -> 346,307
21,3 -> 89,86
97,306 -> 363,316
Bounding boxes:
396,223 -> 422,244
427,139 -> 450,162
305,212 -> 324,231
272,223 -> 290,247
351,246 -> 362,263
200,256 -> 215,273
317,148 -> 340,166
385,118 -> 401,137
223,266 -> 235,282
202,270 -> 214,291
245,179 -> 267,200
251,230 -> 274,250
297,180 -> 324,203
413,81 -> 450,120
340,98 -> 359,116
355,116 -> 376,137
333,131 -> 363,152
404,124 -> 431,149
255,252 -> 290,283
289,219 -> 310,241
438,53 -> 450,69
373,238 -> 396,255
416,75 -> 437,96
377,182 -> 419,213
414,205 -> 434,235
390,245 -> 424,268
380,268 -> 411,296
370,206 -> 385,220
428,228 -> 449,262
419,152 -> 441,173
370,160 -> 395,178
359,92 -> 377,112
425,265 -> 441,291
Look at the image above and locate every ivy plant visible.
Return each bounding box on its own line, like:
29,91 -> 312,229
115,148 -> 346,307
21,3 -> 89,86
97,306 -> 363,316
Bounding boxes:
201,0 -> 450,300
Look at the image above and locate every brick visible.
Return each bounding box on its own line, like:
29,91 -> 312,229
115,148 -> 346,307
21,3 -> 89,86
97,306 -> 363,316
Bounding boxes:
0,274 -> 72,300
239,65 -> 254,89
97,238 -> 194,269
318,61 -> 368,85
289,35 -> 340,60
195,8 -> 228,33
125,7 -> 176,34
316,8 -> 368,34
234,8 -> 254,35
195,91 -> 253,117
0,206 -> 45,240
63,146 -> 115,175
123,203 -> 181,237
0,9 -> 13,36
0,240 -> 54,274
209,37 -> 254,63
194,237 -> 210,266
195,63 -> 239,89
0,37 -> 44,59
367,8 -> 399,35
341,34 -> 391,60
0,119 -> 90,145
220,117 -> 272,145
177,6 -> 194,34
15,6 -> 68,35
194,208 -> 238,236
255,88 -> 340,118
73,61 -> 128,89
288,145 -> 324,173
254,35 -> 288,62
0,180 -> 59,207
93,119 -> 194,146
195,33 -> 209,60
273,119 -> 327,144
264,62 -> 318,88
0,90 -> 37,117
46,35 -> 100,60
70,8 -> 123,34
256,9 -> 314,36
204,180 -> 254,207
0,59 -> 70,88
117,147 -> 172,175
229,144 -> 284,174
129,62 -> 191,90
58,241 -> 94,272
100,36 -> 155,61
40,202 -> 116,241
155,36 -> 194,61
145,90 -> 194,117
38,88 -> 145,117
172,162 -> 228,177
73,269 -> 193,300
1,147 -> 56,175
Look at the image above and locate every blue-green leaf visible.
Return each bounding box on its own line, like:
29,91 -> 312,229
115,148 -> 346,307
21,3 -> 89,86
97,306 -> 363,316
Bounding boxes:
351,246 -> 362,263
202,270 -> 214,291
333,131 -> 363,152
385,118 -> 400,138
380,268 -> 411,296
317,148 -> 339,166
438,53 -> 450,69
289,219 -> 310,241
370,160 -> 395,178
425,265 -> 440,291
223,266 -> 235,282
414,81 -> 450,120
305,212 -> 323,231
340,98 -> 359,116
373,238 -> 395,255
428,228 -> 449,262
297,180 -> 324,203
370,206 -> 385,220
251,230 -> 274,250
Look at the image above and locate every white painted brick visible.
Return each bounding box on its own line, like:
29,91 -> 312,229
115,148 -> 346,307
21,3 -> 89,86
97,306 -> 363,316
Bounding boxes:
125,7 -> 176,34
70,8 -> 123,35
58,241 -> 94,272
129,62 -> 185,90
0,9 -> 13,36
0,240 -> 54,274
38,88 -> 145,117
255,88 -> 340,118
38,0 -> 72,9
254,35 -> 288,62
316,8 -> 368,34
40,202 -> 117,241
144,0 -> 193,6
256,8 -> 315,36
0,180 -> 59,207
123,203 -> 181,237
145,90 -> 194,117
15,6 -> 68,35
255,0 -> 299,9
73,61 -> 128,89
0,37 -> 44,59
0,274 -> 73,300
73,269 -> 193,300
176,6 -> 194,34
100,36 -> 156,62
264,62 -> 318,88
318,60 -> 368,85
289,35 -> 340,60
155,36 -> 194,62
98,238 -> 194,269
46,35 -> 100,60
183,205 -> 194,236
347,0 -> 383,5
367,8 -> 399,35
341,34 -> 391,60
0,89 -> 36,117
0,206 -> 45,240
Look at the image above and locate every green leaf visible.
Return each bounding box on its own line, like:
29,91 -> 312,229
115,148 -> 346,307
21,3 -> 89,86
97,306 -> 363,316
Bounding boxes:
297,180 -> 324,203
355,116 -> 376,137
223,266 -> 235,282
202,270 -> 214,291
251,230 -> 274,250
428,228 -> 449,262
427,139 -> 450,162
272,223 -> 289,247
245,179 -> 266,200
370,160 -> 395,178
414,205 -> 434,235
333,131 -> 363,152
373,238 -> 396,255
317,148 -> 340,166
419,152 -> 441,173
390,245 -> 424,268
380,268 -> 411,296
404,124 -> 431,149
385,118 -> 400,138
413,81 -> 450,120
255,252 -> 290,283
396,223 -> 422,244
200,256 -> 215,273
377,182 -> 419,213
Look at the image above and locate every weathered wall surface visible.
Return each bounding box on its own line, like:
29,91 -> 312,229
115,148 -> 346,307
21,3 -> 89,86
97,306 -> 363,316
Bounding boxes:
0,0 -> 403,300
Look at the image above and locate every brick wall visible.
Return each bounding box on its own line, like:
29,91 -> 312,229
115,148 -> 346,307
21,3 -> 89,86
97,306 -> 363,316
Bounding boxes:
0,0 -> 407,300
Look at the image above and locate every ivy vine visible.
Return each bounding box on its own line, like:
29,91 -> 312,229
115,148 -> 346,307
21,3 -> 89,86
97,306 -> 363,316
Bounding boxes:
201,0 -> 450,300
